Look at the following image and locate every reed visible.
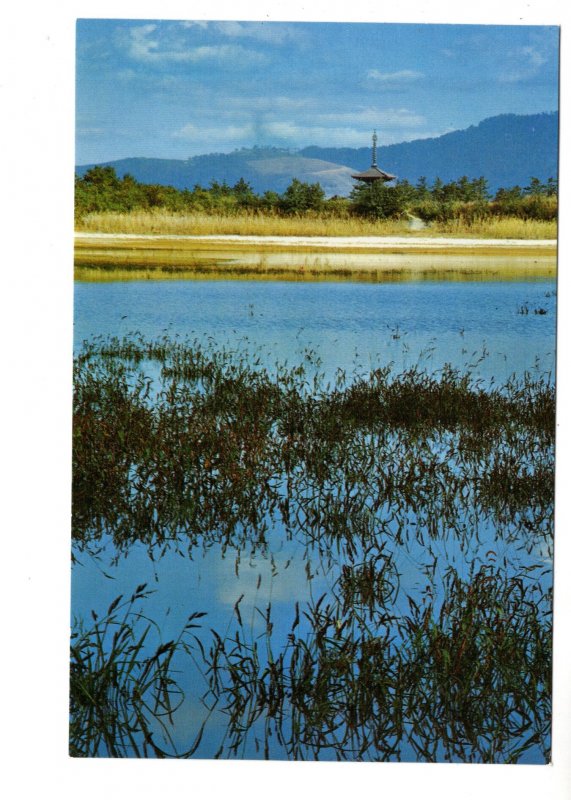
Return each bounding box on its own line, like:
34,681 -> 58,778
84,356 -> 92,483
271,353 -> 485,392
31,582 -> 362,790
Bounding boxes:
199,562 -> 551,762
76,209 -> 557,240
70,584 -> 207,758
71,334 -> 554,761
435,216 -> 557,240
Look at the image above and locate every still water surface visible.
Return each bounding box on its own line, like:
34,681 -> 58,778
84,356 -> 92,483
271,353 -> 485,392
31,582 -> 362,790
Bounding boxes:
72,274 -> 556,761
74,277 -> 556,381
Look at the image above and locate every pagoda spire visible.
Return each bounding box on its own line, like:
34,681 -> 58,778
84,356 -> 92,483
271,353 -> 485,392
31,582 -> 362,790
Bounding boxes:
371,130 -> 378,168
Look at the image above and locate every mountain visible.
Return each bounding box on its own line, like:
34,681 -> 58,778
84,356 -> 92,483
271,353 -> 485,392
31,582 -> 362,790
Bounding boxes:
76,112 -> 558,197
75,148 -> 357,198
301,113 -> 559,194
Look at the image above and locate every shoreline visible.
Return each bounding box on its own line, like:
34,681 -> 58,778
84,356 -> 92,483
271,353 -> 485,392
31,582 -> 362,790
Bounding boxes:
75,231 -> 557,252
74,232 -> 557,281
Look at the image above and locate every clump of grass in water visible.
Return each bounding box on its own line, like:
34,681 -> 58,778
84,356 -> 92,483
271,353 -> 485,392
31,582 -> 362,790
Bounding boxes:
71,334 -> 555,761
70,584 -> 208,758
72,335 -> 554,557
69,564 -> 551,761
199,561 -> 551,762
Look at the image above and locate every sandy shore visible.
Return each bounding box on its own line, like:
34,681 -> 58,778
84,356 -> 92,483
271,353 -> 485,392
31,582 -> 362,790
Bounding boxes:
75,232 -> 556,251
74,231 -> 556,281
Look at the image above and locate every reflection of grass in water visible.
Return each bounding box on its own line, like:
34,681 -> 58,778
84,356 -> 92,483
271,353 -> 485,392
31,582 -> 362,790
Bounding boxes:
202,560 -> 551,762
70,584 -> 208,758
74,238 -> 556,284
73,335 -> 554,551
71,334 -> 554,761
71,560 -> 551,762
74,263 -> 554,285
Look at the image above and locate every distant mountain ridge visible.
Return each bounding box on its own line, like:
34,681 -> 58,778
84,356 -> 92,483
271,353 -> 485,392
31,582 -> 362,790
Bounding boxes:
76,112 -> 558,197
301,113 -> 559,193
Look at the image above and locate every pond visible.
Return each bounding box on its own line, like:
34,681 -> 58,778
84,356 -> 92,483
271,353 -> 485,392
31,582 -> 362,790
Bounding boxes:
74,277 -> 556,381
71,270 -> 556,763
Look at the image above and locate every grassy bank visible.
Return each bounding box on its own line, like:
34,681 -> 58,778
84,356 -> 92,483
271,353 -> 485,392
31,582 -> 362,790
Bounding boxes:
76,209 -> 557,240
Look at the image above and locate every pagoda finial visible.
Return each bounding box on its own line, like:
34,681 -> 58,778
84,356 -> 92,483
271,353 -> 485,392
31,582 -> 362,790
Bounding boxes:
372,130 -> 378,167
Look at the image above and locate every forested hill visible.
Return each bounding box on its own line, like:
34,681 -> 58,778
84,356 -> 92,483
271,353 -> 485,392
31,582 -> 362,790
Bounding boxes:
76,112 -> 558,197
75,150 -> 356,198
301,113 -> 558,193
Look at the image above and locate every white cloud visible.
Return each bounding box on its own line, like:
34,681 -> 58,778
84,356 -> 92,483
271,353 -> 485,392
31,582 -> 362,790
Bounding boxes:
179,20 -> 301,45
128,24 -> 160,60
366,69 -> 424,89
498,45 -> 549,83
126,24 -> 266,66
171,105 -> 432,152
309,107 -> 428,136
180,21 -> 209,30
224,95 -> 314,113
264,121 -> 302,139
172,122 -> 254,143
213,21 -> 302,45
184,45 -> 266,65
263,108 -> 429,148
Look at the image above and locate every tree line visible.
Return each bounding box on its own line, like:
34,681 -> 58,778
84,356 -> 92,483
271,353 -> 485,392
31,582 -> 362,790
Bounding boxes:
75,166 -> 558,222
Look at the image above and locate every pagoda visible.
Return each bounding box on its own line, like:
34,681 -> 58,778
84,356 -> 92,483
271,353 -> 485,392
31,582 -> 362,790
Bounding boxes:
351,131 -> 396,184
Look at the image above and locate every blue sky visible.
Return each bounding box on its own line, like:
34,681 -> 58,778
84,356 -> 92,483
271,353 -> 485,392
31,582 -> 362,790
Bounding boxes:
76,19 -> 559,164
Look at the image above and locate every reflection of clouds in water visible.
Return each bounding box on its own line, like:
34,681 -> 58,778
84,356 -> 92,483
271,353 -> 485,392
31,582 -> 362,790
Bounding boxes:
74,279 -> 557,387
531,538 -> 554,567
168,682 -> 229,755
214,550 -> 326,609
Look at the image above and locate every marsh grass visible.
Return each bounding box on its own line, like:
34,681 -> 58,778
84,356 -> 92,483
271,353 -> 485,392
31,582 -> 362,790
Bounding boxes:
70,584 -> 208,758
76,209 -> 557,240
71,334 -> 554,761
73,335 -> 554,552
70,563 -> 551,761
200,562 -> 551,762
77,210 -> 413,238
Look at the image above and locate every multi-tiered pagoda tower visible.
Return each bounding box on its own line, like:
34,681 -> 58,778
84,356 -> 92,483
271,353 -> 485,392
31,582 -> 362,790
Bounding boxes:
351,131 -> 396,184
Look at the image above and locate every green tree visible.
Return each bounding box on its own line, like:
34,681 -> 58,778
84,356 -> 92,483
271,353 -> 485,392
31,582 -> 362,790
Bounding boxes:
75,166 -> 125,215
415,176 -> 430,200
431,178 -> 445,202
349,181 -> 405,219
260,190 -> 281,212
545,177 -> 558,196
524,177 -> 546,196
232,178 -> 257,209
280,179 -> 325,214
471,176 -> 490,201
81,165 -> 122,190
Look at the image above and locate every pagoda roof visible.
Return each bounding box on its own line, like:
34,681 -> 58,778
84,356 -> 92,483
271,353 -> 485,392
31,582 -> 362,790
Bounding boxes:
351,165 -> 396,182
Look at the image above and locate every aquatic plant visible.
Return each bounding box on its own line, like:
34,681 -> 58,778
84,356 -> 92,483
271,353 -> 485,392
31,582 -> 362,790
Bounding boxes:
70,584 -> 207,758
73,336 -> 554,553
71,334 -> 555,761
198,562 -> 551,762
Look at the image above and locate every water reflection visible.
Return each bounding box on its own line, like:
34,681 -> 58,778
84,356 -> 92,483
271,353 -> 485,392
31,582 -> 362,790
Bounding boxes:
74,241 -> 556,284
74,278 -> 556,386
71,334 -> 554,762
